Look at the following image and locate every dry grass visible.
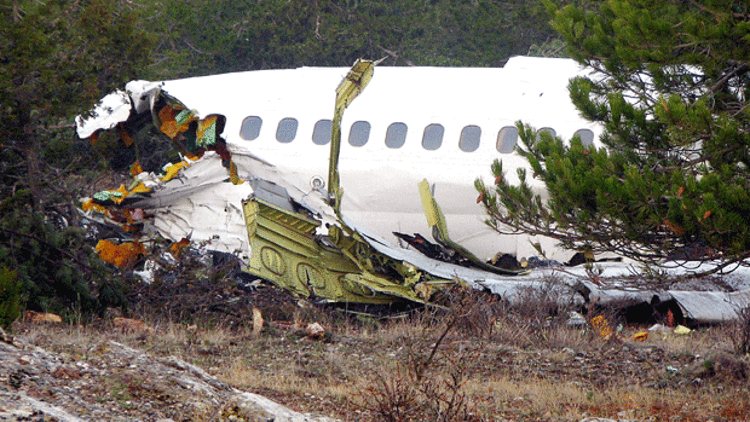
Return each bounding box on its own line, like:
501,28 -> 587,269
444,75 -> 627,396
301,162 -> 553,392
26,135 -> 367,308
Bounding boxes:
12,285 -> 750,422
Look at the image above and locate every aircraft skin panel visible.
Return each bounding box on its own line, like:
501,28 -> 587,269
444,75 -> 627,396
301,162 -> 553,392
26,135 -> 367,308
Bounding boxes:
159,58 -> 596,148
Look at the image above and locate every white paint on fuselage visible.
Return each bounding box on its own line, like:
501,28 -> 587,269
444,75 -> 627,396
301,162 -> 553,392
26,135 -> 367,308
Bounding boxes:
154,57 -> 601,261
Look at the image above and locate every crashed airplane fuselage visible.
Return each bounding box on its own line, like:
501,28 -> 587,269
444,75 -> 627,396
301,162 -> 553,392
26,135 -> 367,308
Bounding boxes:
75,57 -> 750,320
77,56 -> 600,262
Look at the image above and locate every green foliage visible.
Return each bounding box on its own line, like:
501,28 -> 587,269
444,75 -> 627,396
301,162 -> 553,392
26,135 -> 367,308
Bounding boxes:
0,190 -> 120,318
0,1 -> 152,319
0,0 -> 154,188
527,39 -> 568,58
478,0 -> 750,269
0,267 -> 21,329
140,0 -> 560,78
1,1 -> 154,140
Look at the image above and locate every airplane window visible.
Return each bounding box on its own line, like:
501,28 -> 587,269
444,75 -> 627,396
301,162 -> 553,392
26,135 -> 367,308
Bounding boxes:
276,118 -> 298,143
312,119 -> 332,145
574,128 -> 595,146
422,124 -> 444,151
349,121 -> 371,147
459,125 -> 481,152
385,122 -> 407,149
536,127 -> 557,140
239,116 -> 262,141
496,126 -> 518,154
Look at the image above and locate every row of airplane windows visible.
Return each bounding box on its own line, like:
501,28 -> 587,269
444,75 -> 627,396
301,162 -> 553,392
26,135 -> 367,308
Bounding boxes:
239,116 -> 595,153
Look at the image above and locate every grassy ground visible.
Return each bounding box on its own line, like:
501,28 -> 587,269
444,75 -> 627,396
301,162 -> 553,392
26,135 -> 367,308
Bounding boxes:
17,282 -> 750,422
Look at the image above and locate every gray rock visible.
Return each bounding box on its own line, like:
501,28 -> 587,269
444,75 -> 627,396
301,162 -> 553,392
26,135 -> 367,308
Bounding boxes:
0,333 -> 337,422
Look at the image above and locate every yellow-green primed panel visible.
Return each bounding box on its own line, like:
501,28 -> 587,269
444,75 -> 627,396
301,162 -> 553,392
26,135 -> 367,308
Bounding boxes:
244,198 -> 354,301
418,179 -> 529,276
242,197 -> 447,304
328,59 -> 378,210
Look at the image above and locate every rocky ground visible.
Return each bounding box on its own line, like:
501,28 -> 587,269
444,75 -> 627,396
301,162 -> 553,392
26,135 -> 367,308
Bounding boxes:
2,273 -> 749,421
0,325 -> 336,422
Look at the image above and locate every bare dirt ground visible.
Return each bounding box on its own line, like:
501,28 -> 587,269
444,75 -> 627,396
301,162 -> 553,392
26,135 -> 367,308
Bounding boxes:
3,270 -> 750,421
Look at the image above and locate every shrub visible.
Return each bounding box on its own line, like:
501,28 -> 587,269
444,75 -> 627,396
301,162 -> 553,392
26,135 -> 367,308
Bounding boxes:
732,306 -> 750,356
0,191 -> 125,320
358,307 -> 484,422
0,267 -> 21,329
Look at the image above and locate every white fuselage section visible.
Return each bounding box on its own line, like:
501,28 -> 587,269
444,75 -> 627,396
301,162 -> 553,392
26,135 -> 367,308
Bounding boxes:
85,56 -> 601,262
158,56 -> 600,261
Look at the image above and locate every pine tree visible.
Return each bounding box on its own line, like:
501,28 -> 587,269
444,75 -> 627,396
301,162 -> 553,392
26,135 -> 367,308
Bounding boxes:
476,0 -> 750,273
0,0 -> 152,318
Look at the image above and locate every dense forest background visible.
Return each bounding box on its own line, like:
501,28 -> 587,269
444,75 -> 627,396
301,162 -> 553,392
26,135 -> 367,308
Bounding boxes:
142,0 -> 563,78
0,0 -> 564,321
